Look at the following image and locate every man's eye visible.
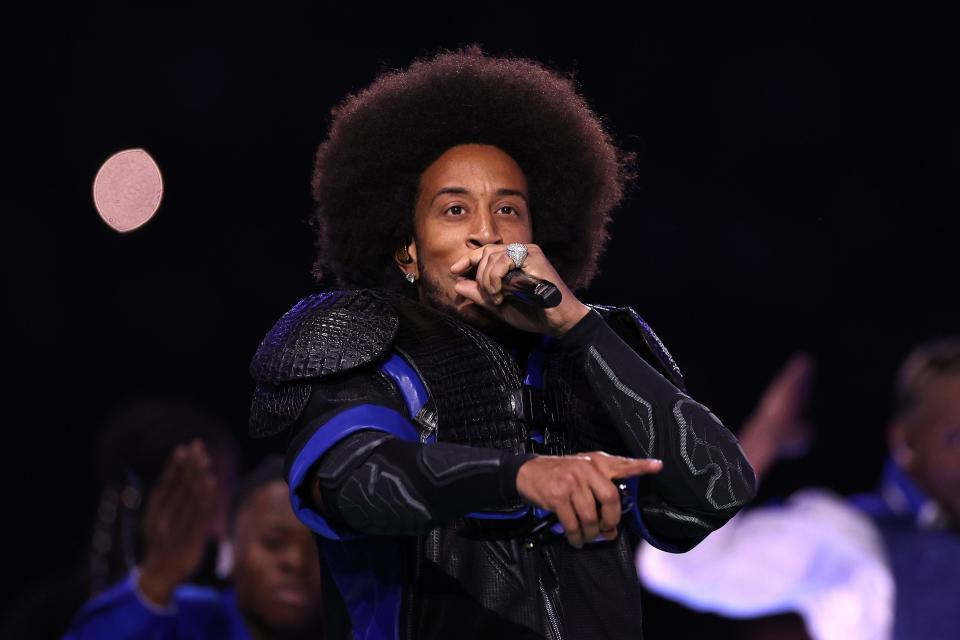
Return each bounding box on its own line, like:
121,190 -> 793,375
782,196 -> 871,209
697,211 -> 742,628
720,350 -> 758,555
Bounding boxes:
446,205 -> 465,215
498,206 -> 518,215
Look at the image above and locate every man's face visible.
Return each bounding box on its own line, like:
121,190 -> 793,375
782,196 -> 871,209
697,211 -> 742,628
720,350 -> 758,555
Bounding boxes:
897,373 -> 960,521
232,481 -> 323,635
401,143 -> 533,327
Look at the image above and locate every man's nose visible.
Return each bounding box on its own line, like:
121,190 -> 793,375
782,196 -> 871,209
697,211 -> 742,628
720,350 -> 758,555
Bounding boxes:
467,209 -> 503,247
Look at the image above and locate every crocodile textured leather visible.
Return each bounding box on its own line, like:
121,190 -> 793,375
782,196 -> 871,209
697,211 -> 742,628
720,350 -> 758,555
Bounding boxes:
390,297 -> 529,451
250,289 -> 398,383
248,289 -> 399,437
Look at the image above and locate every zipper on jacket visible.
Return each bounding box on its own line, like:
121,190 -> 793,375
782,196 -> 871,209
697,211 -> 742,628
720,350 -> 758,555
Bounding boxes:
426,527 -> 441,563
538,575 -> 564,640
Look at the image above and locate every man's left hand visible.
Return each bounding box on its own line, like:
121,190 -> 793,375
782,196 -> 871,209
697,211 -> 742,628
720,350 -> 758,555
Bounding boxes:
450,243 -> 589,338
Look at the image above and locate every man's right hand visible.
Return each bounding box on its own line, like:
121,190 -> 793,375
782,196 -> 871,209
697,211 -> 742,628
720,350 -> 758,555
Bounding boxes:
515,452 -> 662,548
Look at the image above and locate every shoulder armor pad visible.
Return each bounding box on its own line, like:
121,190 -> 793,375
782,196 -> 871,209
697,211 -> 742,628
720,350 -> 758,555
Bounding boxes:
589,304 -> 686,392
250,289 -> 399,384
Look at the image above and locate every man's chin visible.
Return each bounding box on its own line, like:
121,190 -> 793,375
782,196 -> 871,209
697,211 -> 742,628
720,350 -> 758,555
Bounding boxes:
417,274 -> 502,328
425,293 -> 498,328
454,300 -> 499,327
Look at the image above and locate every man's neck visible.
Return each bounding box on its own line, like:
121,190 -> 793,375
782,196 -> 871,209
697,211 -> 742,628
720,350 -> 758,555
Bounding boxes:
481,322 -> 540,353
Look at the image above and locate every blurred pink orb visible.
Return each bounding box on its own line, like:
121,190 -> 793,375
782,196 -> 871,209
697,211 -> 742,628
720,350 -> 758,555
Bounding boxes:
93,148 -> 163,232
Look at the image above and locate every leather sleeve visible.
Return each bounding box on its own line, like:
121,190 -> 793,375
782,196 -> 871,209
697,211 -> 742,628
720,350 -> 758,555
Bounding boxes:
284,366 -> 533,539
557,309 -> 757,551
315,432 -> 532,536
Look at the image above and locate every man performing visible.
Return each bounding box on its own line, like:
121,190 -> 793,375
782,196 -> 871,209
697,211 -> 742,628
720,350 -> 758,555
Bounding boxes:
249,46 -> 757,640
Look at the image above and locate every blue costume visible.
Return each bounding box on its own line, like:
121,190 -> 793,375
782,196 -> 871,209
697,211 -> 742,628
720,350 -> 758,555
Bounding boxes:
852,460 -> 960,640
63,570 -> 250,640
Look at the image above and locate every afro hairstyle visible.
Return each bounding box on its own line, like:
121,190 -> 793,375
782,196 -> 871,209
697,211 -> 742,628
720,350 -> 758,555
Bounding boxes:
309,44 -> 637,294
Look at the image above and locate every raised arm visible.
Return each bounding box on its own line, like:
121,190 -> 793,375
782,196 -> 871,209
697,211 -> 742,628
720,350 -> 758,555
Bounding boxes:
555,308 -> 758,551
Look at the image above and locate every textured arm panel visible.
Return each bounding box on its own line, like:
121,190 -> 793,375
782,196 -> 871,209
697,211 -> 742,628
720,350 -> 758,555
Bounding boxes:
559,309 -> 757,551
315,433 -> 532,536
285,366 -> 533,539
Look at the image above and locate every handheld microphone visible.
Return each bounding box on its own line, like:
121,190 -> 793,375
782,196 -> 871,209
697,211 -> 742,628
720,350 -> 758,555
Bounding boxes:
501,269 -> 562,308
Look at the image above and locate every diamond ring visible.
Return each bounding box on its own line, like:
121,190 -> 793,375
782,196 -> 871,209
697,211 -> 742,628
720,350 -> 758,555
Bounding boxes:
506,243 -> 528,270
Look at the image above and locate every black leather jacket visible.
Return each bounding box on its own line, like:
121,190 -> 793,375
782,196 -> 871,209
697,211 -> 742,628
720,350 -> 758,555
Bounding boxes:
249,289 -> 757,640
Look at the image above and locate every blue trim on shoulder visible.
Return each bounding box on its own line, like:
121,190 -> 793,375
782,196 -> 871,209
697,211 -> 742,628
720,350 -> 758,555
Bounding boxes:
386,349 -> 530,522
288,404 -> 420,540
379,353 -> 428,417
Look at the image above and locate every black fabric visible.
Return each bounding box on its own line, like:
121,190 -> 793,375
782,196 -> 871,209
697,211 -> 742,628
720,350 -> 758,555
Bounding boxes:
588,304 -> 686,391
250,289 -> 399,383
550,537 -> 646,640
413,558 -> 547,640
251,290 -> 756,639
315,436 -> 534,536
389,296 -> 532,455
557,309 -> 757,548
283,367 -> 410,482
249,289 -> 400,436
309,430 -> 395,530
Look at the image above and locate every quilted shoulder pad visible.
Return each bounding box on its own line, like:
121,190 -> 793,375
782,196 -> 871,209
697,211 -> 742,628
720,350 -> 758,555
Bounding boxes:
250,289 -> 399,383
589,304 -> 686,392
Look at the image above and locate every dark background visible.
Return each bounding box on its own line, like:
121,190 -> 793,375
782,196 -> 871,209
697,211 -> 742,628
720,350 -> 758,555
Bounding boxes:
3,0 -> 958,634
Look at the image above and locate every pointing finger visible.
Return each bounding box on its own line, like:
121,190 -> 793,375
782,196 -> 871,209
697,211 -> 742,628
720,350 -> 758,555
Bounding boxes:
606,457 -> 663,478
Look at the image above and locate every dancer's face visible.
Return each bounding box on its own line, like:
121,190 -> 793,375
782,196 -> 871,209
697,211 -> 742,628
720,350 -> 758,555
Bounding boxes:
892,373 -> 960,521
400,144 -> 533,327
232,480 -> 323,635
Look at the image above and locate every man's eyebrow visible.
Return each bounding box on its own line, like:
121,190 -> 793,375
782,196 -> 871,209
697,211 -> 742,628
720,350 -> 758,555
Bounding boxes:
430,186 -> 528,204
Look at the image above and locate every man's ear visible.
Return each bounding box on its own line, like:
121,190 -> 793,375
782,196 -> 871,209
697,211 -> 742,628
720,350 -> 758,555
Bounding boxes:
393,236 -> 418,274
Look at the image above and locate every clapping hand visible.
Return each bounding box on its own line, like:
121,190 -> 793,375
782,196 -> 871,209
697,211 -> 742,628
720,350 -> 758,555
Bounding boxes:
138,439 -> 217,605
